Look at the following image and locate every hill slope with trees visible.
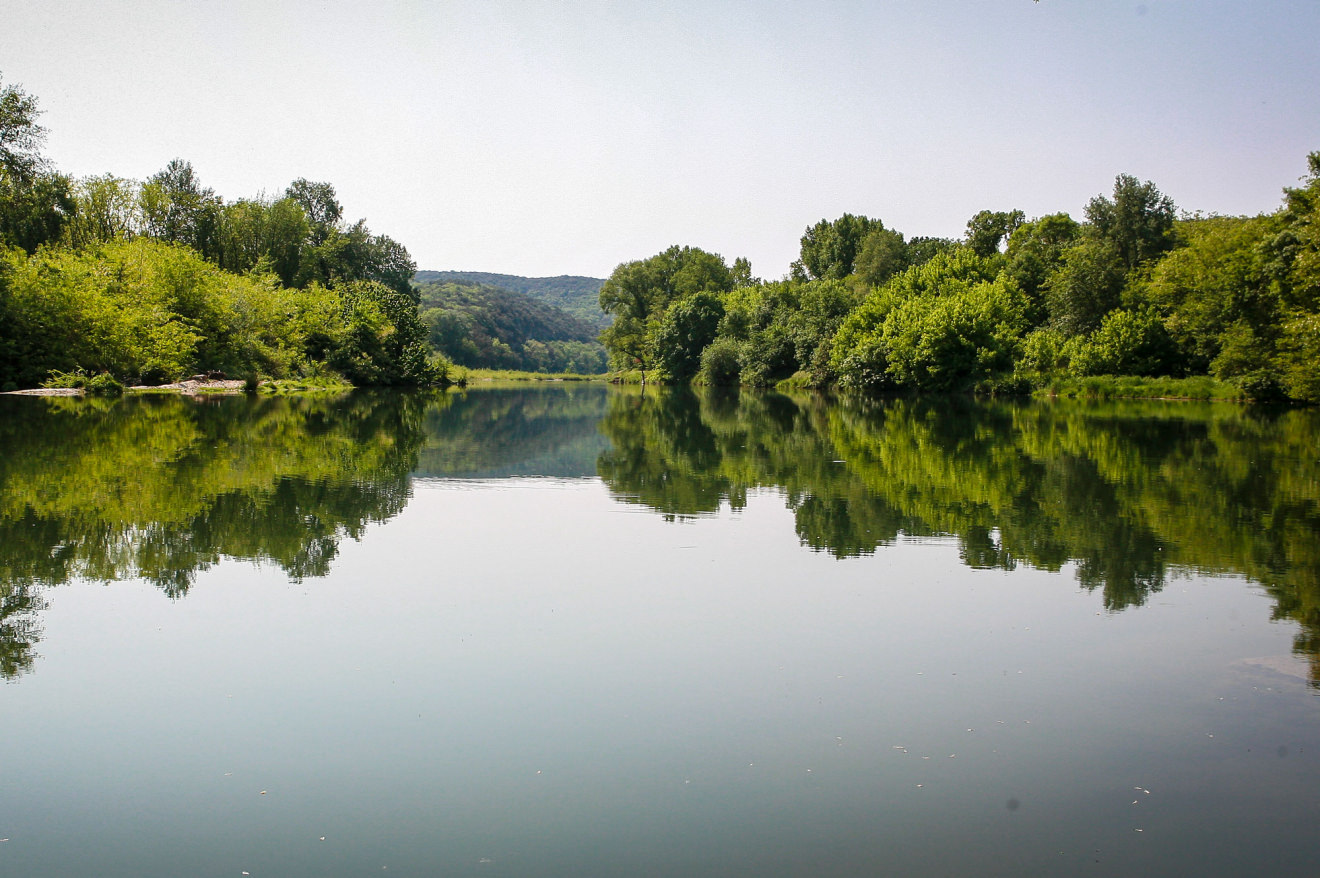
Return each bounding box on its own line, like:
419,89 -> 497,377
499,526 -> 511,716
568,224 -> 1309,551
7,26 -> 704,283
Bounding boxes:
416,279 -> 607,373
414,270 -> 606,329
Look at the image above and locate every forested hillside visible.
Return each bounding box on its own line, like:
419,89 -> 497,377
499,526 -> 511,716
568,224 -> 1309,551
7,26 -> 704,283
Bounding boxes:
416,279 -> 607,373
414,270 -> 606,329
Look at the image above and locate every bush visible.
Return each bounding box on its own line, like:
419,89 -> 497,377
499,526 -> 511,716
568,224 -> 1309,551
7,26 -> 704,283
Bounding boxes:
698,337 -> 743,386
1069,308 -> 1179,377
41,367 -> 123,396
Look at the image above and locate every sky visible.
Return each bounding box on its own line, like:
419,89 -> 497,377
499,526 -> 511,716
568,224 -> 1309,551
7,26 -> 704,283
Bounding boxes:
3,0 -> 1319,280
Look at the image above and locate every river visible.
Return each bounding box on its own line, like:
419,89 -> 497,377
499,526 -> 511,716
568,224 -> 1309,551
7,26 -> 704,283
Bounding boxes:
1,385 -> 1318,876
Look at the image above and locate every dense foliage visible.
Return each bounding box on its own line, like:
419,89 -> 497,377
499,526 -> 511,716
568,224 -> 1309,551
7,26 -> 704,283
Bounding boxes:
417,279 -> 607,373
0,74 -> 447,390
598,154 -> 1320,403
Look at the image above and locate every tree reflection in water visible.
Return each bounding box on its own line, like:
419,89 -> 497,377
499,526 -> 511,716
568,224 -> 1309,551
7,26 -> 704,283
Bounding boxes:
2,386 -> 1317,686
597,387 -> 1320,684
0,391 -> 438,677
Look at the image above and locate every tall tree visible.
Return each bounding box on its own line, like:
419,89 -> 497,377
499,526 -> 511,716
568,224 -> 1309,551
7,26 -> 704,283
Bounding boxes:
0,72 -> 45,181
0,72 -> 73,252
795,214 -> 886,280
964,209 -> 1025,257
285,178 -> 343,245
853,226 -> 909,288
599,245 -> 733,380
140,159 -> 221,256
66,174 -> 141,247
1086,174 -> 1177,271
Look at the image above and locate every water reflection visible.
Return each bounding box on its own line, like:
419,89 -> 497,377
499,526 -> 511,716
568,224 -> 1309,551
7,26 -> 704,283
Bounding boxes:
0,391 -> 436,676
596,387 -> 1320,680
415,384 -> 611,479
1,385 -> 1318,684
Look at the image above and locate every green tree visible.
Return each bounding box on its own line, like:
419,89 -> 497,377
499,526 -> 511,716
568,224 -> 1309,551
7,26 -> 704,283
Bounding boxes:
1044,238 -> 1125,335
0,73 -> 73,253
965,209 -> 1025,258
599,245 -> 733,380
906,236 -> 960,268
140,159 -> 222,256
654,291 -> 725,382
1138,215 -> 1278,373
1086,174 -> 1177,271
1004,212 -> 1081,319
853,226 -> 909,289
66,174 -> 142,247
795,213 -> 886,280
285,178 -> 343,245
0,72 -> 44,180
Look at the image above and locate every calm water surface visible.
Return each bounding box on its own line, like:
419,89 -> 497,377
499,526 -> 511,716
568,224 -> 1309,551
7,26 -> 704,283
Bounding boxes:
1,386 -> 1318,876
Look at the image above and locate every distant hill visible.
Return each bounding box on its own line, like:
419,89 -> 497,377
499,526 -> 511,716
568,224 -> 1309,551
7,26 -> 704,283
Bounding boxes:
414,270 -> 607,329
416,279 -> 607,373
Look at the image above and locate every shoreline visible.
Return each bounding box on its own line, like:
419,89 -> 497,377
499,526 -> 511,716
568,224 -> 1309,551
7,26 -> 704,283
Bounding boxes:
2,378 -> 247,397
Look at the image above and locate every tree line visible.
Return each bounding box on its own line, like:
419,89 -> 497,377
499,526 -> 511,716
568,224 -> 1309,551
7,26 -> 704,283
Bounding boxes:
0,73 -> 447,390
598,156 -> 1320,404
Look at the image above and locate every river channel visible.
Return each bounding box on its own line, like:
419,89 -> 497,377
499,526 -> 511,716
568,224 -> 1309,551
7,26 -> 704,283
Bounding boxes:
1,385 -> 1317,876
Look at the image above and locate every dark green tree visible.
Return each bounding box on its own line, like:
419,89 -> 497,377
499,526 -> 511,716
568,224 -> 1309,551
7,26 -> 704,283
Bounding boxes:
140,159 -> 222,257
599,245 -> 734,380
853,226 -> 909,288
1044,239 -> 1126,335
964,209 -> 1025,257
285,178 -> 343,245
1086,174 -> 1177,271
0,72 -> 73,253
795,213 -> 886,280
654,291 -> 725,382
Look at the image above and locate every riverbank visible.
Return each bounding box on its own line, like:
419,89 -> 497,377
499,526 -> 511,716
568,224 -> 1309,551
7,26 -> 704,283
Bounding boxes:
2,377 -> 248,397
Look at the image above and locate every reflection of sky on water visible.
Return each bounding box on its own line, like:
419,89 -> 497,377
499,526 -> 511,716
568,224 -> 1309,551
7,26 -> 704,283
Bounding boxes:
4,483 -> 1317,876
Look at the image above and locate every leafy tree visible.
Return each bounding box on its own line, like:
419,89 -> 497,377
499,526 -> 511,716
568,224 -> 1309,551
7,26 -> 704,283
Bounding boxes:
1068,307 -> 1179,377
698,337 -> 743,386
66,174 -> 142,247
1044,238 -> 1125,335
0,170 -> 73,253
795,213 -> 886,280
853,225 -> 909,289
1138,215 -> 1278,373
140,159 -> 222,256
654,291 -> 725,382
731,256 -> 756,288
878,275 -> 1029,391
599,245 -> 734,378
1004,212 -> 1081,319
830,249 -> 1017,391
330,280 -> 443,386
965,209 -> 1025,257
0,73 -> 73,253
1086,174 -> 1177,271
0,72 -> 45,180
906,236 -> 960,268
285,178 -> 343,245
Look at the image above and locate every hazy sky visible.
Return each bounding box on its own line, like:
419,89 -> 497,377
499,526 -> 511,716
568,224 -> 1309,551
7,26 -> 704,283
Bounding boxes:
4,0 -> 1318,279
